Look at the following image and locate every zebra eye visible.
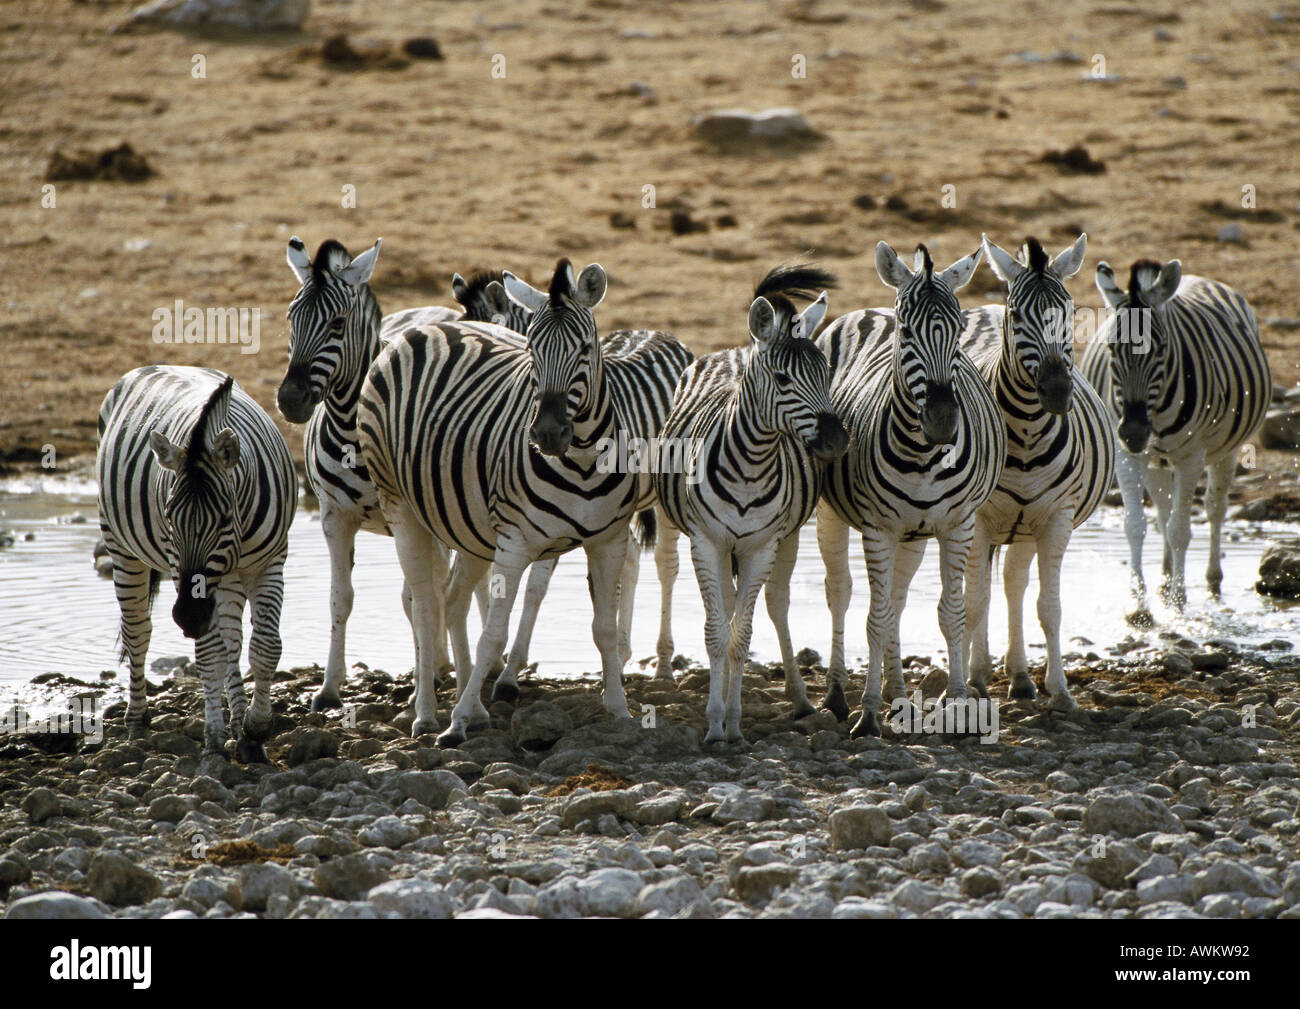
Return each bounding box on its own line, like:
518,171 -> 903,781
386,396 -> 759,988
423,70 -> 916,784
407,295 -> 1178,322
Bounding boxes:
773,371 -> 791,388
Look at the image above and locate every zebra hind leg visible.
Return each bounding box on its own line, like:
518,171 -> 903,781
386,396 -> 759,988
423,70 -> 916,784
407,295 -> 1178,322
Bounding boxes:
653,508 -> 679,680
497,557 -> 556,701
816,502 -> 853,722
1002,541 -> 1037,699
1204,453 -> 1236,596
315,504 -> 361,711
963,533 -> 994,699
616,531 -> 640,669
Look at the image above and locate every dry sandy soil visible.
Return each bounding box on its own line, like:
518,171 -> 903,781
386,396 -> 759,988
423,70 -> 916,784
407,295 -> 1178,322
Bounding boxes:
1,0 -> 1299,476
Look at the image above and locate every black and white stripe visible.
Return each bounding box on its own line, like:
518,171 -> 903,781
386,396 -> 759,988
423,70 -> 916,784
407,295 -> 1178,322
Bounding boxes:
961,234 -> 1115,709
1080,257 -> 1270,611
358,259 -> 692,747
656,266 -> 847,745
277,236 -> 459,710
97,366 -> 296,760
806,242 -> 1005,737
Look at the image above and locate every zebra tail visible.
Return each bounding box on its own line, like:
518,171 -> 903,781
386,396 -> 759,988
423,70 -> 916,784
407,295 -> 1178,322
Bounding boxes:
635,508 -> 656,552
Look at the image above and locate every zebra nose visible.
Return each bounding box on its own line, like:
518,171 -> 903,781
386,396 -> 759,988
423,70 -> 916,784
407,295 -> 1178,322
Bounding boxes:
530,394 -> 573,456
172,587 -> 216,640
1118,402 -> 1151,453
1036,360 -> 1073,415
921,382 -> 959,445
277,370 -> 317,424
809,412 -> 848,461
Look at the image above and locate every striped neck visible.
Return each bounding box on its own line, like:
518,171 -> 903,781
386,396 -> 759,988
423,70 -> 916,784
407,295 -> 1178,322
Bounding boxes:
323,287 -> 383,430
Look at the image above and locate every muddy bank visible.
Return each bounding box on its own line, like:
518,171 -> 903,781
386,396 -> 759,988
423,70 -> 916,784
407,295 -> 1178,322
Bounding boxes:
2,636 -> 1299,919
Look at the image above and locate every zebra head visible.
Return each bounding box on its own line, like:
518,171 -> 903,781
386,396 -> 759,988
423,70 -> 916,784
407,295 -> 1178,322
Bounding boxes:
278,236 -> 382,423
983,233 -> 1088,415
876,241 -> 981,445
1096,257 -> 1182,453
502,258 -> 607,457
452,270 -> 533,334
746,265 -> 848,461
147,377 -> 241,640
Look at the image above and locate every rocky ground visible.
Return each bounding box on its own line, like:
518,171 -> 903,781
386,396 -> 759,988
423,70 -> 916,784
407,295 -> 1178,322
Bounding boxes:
2,631 -> 1299,920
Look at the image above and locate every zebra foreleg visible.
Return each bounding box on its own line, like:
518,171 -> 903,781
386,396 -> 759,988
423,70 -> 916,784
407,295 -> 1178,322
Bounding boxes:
765,532 -> 813,719
194,627 -> 231,756
689,536 -> 732,745
315,503 -> 361,711
817,501 -> 852,721
1002,541 -> 1036,698
963,528 -> 994,698
241,557 -> 286,761
1162,454 -> 1204,610
499,557 -> 557,698
855,527 -> 896,738
1036,514 -> 1076,711
109,554 -> 155,738
586,533 -> 634,721
724,542 -> 780,744
1204,452 -> 1236,595
215,577 -> 249,742
445,552 -> 490,704
439,546 -> 527,748
653,508 -> 679,679
384,503 -> 448,738
935,528 -> 973,708
1115,450 -> 1151,624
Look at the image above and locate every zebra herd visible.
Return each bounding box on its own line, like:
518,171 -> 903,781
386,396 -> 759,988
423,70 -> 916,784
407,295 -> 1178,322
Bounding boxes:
94,230 -> 1271,758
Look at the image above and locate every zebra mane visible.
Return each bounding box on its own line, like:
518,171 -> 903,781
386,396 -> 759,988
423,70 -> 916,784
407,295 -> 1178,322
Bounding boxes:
186,376 -> 234,473
1022,237 -> 1049,273
549,258 -> 575,302
754,264 -> 837,320
1128,260 -> 1165,304
455,269 -> 506,305
915,244 -> 935,279
312,240 -> 352,284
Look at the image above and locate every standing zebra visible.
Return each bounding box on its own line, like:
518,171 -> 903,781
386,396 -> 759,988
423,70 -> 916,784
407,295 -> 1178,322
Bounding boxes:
1080,258 -> 1269,613
357,259 -> 692,747
657,266 -> 847,746
97,367 -> 296,760
960,235 -> 1114,710
277,236 -> 460,711
799,242 -> 1005,737
445,273 -> 686,693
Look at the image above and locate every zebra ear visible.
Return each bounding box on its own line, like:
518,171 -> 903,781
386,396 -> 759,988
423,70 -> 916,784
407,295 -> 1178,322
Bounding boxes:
148,430 -> 187,473
451,272 -> 470,307
287,236 -> 311,285
339,239 -> 381,287
795,291 -> 830,338
1149,260 -> 1181,305
574,264 -> 607,310
502,271 -> 548,314
209,429 -> 241,472
875,242 -> 913,291
981,234 -> 1024,284
1095,262 -> 1124,308
1050,233 -> 1088,280
937,248 -> 982,292
748,297 -> 778,347
484,281 -> 515,325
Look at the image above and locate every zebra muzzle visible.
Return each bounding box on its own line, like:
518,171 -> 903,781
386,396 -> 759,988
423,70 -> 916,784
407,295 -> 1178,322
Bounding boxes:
1118,402 -> 1152,453
921,383 -> 959,445
530,393 -> 573,456
1036,360 -> 1073,415
172,587 -> 216,640
809,412 -> 849,462
276,370 -> 318,424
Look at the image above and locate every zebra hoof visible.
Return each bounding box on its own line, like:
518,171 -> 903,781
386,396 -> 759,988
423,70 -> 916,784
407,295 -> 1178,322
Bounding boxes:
850,709 -> 881,739
790,700 -> 815,720
968,680 -> 991,700
242,714 -> 272,742
435,724 -> 466,749
822,683 -> 850,722
1007,677 -> 1037,701
311,693 -> 343,712
235,738 -> 269,764
1125,606 -> 1155,629
1045,691 -> 1078,712
411,718 -> 440,738
491,680 -> 520,704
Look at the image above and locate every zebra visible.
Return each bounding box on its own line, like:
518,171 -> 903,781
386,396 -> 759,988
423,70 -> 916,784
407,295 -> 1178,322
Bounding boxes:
454,272 -> 687,694
959,234 -> 1115,710
278,236 -> 461,711
357,258 -> 693,747
97,367 -> 296,760
656,266 -> 847,746
1080,257 -> 1270,613
792,242 -> 1005,737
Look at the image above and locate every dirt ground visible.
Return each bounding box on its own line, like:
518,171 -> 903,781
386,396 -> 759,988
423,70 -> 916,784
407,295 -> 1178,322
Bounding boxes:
2,0 -> 1298,478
